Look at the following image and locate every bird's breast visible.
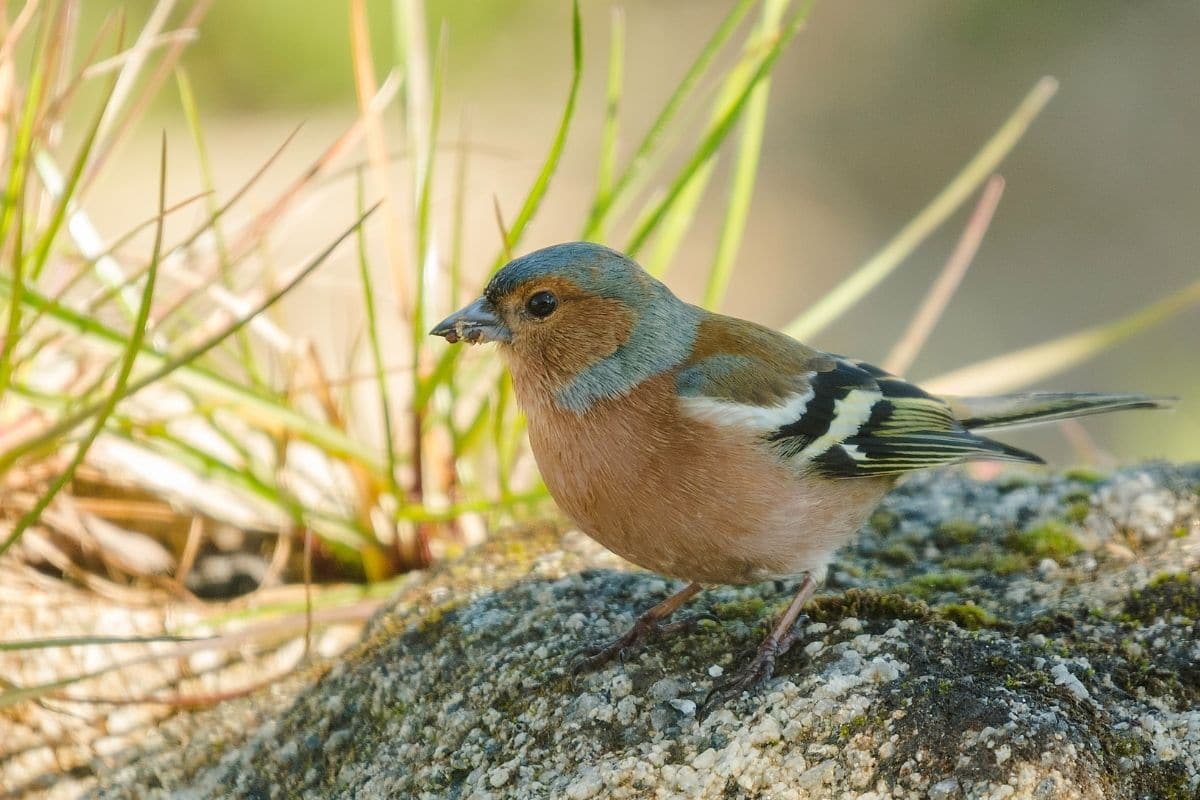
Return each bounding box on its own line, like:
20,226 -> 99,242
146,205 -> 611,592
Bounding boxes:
515,372 -> 888,584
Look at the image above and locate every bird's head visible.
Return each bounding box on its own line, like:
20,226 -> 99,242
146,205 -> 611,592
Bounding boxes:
431,242 -> 700,411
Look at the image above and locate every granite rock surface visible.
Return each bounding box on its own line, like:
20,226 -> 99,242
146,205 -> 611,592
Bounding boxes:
90,464 -> 1200,800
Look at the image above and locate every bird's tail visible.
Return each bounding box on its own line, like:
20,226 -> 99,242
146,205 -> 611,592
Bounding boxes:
943,392 -> 1175,431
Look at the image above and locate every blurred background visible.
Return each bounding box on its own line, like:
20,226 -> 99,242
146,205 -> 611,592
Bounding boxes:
87,0 -> 1200,463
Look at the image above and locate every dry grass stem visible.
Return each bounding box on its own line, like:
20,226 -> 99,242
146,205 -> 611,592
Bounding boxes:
884,174 -> 1006,376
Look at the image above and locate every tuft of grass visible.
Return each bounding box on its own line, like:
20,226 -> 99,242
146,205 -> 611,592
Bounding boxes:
0,135 -> 164,561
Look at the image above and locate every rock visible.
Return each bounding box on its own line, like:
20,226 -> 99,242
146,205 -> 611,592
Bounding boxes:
90,465 -> 1200,799
929,777 -> 961,799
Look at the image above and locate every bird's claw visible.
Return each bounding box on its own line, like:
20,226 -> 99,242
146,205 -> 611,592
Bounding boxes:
699,621 -> 805,717
700,655 -> 777,717
571,610 -> 715,676
570,632 -> 640,675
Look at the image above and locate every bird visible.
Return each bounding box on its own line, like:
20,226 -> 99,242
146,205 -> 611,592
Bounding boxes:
430,241 -> 1171,707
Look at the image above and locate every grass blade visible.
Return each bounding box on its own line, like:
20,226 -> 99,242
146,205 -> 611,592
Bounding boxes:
355,170 -> 400,502
411,25 -> 444,359
0,634 -> 207,651
80,0 -> 214,194
582,0 -> 755,239
441,113 -> 472,456
0,12 -> 51,400
175,65 -> 267,388
923,278 -> 1200,395
0,167 -> 30,405
489,0 -> 582,272
0,205 -> 381,477
425,1 -> 584,406
593,7 -> 624,222
883,174 -> 1006,375
170,124 -> 302,253
90,0 -> 176,150
0,135 -> 166,560
28,38 -> 121,284
703,0 -> 788,306
349,0 -> 408,311
624,4 -> 806,260
217,80 -> 397,267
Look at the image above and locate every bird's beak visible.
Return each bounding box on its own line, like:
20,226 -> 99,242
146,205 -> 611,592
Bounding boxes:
429,297 -> 511,344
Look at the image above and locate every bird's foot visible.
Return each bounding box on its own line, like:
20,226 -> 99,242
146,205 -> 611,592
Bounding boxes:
699,617 -> 806,716
572,610 -> 717,674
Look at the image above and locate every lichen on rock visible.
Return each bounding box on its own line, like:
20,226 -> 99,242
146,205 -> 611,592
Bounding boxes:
90,464 -> 1200,800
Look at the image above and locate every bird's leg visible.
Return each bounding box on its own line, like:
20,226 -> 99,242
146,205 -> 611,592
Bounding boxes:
573,582 -> 708,672
702,572 -> 818,713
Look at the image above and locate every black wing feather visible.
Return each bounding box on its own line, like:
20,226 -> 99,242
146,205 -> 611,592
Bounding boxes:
767,357 -> 1045,477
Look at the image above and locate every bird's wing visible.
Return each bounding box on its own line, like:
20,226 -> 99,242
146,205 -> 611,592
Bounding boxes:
676,316 -> 1041,478
803,358 -> 1045,476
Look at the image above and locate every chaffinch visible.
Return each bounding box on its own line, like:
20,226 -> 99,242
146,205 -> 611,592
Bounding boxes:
432,242 -> 1168,706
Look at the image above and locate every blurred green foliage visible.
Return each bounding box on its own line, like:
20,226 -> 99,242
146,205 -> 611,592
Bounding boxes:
83,0 -> 539,108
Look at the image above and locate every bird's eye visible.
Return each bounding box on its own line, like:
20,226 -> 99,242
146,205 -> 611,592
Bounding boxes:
526,290 -> 558,319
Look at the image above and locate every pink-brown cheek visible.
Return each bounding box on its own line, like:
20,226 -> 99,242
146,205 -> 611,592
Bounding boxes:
510,297 -> 635,388
551,301 -> 633,374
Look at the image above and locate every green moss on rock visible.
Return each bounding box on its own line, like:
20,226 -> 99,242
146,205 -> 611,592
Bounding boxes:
1006,521 -> 1082,563
1123,573 -> 1200,623
995,473 -> 1035,492
1063,466 -> 1107,484
937,602 -> 999,630
1064,500 -> 1091,524
806,589 -> 931,624
878,543 -> 917,566
944,549 -> 1032,576
711,596 -> 767,621
896,571 -> 971,599
933,519 -> 979,547
869,508 -> 899,534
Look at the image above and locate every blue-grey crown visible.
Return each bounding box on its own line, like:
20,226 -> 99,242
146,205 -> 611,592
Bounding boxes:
488,242 -> 681,305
